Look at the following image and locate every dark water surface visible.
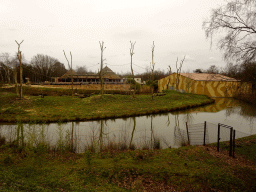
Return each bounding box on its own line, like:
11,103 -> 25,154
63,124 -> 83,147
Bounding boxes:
1,98 -> 255,152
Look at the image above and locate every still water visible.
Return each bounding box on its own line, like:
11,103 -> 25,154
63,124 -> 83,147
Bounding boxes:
0,98 -> 255,152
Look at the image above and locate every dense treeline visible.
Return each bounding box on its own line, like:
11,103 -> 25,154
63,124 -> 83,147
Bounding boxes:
195,63 -> 256,90
0,52 -> 169,85
0,53 -> 67,84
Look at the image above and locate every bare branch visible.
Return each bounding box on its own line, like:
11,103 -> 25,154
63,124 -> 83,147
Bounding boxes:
203,0 -> 256,64
63,50 -> 71,69
130,41 -> 136,97
63,50 -> 73,96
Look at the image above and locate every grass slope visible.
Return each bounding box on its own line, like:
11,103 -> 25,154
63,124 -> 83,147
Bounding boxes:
0,135 -> 255,191
0,90 -> 213,123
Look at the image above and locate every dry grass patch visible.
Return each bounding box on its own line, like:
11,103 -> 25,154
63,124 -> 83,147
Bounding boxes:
200,145 -> 256,170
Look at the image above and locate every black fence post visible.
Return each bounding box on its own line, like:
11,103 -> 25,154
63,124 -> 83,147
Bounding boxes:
233,130 -> 236,158
217,123 -> 220,152
229,127 -> 233,157
186,122 -> 190,145
203,121 -> 206,146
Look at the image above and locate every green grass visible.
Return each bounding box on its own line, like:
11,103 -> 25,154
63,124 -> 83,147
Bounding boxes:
0,89 -> 213,123
235,135 -> 256,163
211,134 -> 256,164
0,135 -> 255,191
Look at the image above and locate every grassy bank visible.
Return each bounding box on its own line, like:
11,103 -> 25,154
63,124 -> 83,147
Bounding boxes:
1,86 -> 132,96
0,89 -> 213,123
0,135 -> 255,191
211,134 -> 256,164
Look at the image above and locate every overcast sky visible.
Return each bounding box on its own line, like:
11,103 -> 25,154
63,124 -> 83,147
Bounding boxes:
1,0 -> 227,74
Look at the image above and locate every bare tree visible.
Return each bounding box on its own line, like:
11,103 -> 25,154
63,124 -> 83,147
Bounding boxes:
206,65 -> 219,74
15,40 -> 24,99
203,0 -> 256,64
167,65 -> 172,75
76,66 -> 87,74
150,41 -> 156,99
223,63 -> 239,78
175,56 -> 186,91
11,56 -> 19,95
99,41 -> 106,95
184,74 -> 193,93
0,53 -> 13,84
30,54 -> 59,82
63,50 -> 73,97
194,69 -> 203,73
0,62 -> 4,84
130,41 -> 136,97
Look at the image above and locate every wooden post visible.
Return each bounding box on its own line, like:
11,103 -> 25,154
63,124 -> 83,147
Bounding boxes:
233,130 -> 236,158
217,123 -> 220,152
229,127 -> 233,157
203,121 -> 206,146
186,122 -> 190,145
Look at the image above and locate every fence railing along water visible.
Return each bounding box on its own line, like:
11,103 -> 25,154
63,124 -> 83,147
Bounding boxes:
184,121 -> 251,158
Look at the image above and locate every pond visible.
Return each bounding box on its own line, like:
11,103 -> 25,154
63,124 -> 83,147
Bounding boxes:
0,98 -> 255,152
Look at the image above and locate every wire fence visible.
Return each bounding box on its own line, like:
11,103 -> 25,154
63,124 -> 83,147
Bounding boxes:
182,121 -> 252,157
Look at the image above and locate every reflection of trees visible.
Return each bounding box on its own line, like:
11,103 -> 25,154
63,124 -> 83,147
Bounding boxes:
70,122 -> 77,152
16,123 -> 24,147
99,120 -> 104,151
183,111 -> 194,126
151,115 -> 154,149
226,103 -> 256,133
225,102 -> 255,126
56,123 -> 65,151
166,115 -> 170,127
174,114 -> 187,147
86,123 -> 97,152
129,117 -> 136,149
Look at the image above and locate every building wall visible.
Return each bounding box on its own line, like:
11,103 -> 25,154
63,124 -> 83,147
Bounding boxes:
158,74 -> 250,97
43,84 -> 130,91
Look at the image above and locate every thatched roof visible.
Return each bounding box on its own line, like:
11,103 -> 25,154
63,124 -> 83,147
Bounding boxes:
180,73 -> 239,82
60,70 -> 77,78
59,66 -> 120,80
100,66 -> 121,79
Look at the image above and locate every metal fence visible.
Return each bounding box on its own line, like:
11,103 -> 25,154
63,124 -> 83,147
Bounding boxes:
185,121 -> 251,157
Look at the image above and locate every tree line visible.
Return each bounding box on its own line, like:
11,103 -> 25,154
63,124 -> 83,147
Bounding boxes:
0,53 -> 67,84
0,51 -> 170,85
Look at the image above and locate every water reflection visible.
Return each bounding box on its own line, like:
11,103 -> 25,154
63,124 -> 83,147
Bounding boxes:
0,98 -> 255,152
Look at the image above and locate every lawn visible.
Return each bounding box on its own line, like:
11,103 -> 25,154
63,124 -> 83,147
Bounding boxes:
0,89 -> 213,123
0,135 -> 255,191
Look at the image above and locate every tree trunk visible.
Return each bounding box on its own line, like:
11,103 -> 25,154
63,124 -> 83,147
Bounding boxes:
19,59 -> 23,99
14,67 -> 19,95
